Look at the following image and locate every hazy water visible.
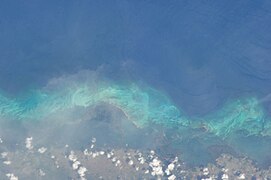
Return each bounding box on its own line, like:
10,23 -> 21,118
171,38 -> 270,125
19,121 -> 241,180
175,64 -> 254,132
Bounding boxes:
1,1 -> 271,179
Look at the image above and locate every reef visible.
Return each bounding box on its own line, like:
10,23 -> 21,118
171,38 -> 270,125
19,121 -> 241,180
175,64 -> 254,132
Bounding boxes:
0,80 -> 270,138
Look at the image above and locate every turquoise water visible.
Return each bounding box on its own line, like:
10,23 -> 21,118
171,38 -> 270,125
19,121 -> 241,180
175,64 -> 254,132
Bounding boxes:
1,78 -> 270,137
1,72 -> 271,167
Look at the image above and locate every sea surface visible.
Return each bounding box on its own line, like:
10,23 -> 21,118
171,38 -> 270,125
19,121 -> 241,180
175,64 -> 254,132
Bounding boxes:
0,1 -> 271,179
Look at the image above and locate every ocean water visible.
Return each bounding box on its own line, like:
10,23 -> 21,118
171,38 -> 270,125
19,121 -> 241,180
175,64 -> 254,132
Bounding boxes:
1,0 -> 271,179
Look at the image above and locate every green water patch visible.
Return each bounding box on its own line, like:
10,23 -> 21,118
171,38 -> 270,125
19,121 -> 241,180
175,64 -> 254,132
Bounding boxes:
200,97 -> 271,138
0,81 -> 271,139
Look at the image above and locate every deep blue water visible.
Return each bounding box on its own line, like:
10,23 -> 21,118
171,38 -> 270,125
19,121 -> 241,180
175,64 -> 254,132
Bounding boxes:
1,0 -> 271,177
1,1 -> 271,110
